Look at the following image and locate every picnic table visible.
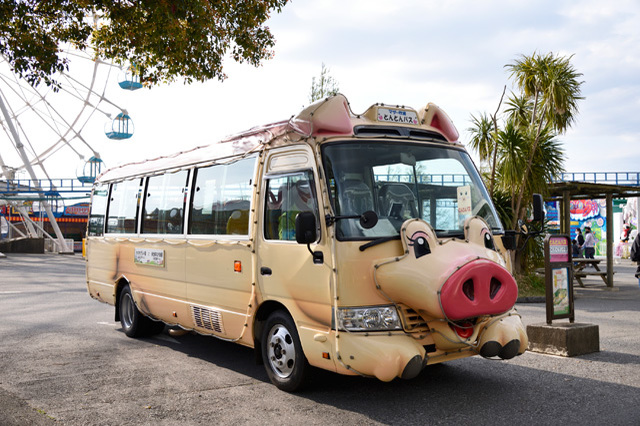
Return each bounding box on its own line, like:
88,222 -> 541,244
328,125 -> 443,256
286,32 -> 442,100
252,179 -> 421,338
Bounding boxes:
573,258 -> 613,287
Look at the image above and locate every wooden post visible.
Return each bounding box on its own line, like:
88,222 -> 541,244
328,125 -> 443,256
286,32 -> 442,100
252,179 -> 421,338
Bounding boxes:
606,193 -> 614,287
562,190 -> 571,235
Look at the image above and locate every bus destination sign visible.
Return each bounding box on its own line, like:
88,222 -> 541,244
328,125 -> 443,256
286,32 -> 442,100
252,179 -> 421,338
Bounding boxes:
376,107 -> 419,125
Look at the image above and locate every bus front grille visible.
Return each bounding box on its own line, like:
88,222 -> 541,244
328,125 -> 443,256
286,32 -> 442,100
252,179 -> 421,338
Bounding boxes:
398,304 -> 429,333
191,305 -> 224,333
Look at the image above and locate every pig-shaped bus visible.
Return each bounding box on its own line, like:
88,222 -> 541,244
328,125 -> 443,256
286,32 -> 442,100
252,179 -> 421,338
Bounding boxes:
86,94 -> 530,391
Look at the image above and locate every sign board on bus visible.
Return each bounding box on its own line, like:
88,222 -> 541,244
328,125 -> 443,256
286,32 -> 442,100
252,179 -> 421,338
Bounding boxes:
376,107 -> 419,125
134,248 -> 165,267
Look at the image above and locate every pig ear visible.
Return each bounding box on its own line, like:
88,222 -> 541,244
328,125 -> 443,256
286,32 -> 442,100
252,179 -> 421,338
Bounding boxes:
401,219 -> 437,253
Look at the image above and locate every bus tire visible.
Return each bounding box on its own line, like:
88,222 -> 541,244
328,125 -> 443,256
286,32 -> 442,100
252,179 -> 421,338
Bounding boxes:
261,311 -> 308,392
119,285 -> 163,338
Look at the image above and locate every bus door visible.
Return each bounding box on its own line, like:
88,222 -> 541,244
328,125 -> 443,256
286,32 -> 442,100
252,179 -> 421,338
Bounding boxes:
257,147 -> 334,359
184,156 -> 256,341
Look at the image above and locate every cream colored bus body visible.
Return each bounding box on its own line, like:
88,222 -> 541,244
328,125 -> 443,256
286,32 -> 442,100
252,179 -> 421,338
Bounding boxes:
86,95 -> 527,389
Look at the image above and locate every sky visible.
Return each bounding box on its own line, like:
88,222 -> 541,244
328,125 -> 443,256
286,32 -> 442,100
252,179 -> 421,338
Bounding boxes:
1,0 -> 639,180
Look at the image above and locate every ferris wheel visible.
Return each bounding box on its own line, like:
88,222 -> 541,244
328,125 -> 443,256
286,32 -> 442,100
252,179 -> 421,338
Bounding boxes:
0,45 -> 138,252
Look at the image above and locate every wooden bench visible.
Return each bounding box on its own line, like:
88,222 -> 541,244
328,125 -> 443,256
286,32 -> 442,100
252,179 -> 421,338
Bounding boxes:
574,270 -> 614,287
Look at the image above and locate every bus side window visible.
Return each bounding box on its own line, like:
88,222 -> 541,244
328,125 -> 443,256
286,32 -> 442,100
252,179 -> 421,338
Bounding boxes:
142,170 -> 189,234
188,156 -> 254,236
88,183 -> 108,236
264,178 -> 284,240
264,172 -> 319,241
106,178 -> 142,234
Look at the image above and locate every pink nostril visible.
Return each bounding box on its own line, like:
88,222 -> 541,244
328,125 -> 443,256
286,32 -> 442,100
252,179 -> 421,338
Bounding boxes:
490,278 -> 501,299
439,259 -> 518,320
462,280 -> 474,301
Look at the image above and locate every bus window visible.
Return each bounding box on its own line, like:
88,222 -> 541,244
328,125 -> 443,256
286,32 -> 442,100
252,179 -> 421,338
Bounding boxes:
264,172 -> 318,241
189,157 -> 254,235
106,178 -> 142,234
88,183 -> 108,236
142,170 -> 189,234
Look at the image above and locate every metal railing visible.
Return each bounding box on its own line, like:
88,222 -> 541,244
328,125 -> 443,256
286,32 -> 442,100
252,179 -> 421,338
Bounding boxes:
0,178 -> 93,196
555,172 -> 640,186
374,174 -> 472,185
2,171 -> 639,199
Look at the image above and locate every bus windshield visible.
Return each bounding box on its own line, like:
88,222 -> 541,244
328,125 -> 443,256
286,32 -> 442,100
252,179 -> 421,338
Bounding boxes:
322,141 -> 503,240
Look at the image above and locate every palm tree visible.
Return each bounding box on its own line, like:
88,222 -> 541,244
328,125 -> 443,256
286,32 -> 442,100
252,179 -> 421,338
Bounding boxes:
467,113 -> 495,163
503,93 -> 532,129
505,52 -> 584,226
493,117 -> 527,199
491,117 -> 564,273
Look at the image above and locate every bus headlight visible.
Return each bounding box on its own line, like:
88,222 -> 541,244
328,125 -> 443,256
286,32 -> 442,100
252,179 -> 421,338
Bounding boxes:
337,305 -> 402,331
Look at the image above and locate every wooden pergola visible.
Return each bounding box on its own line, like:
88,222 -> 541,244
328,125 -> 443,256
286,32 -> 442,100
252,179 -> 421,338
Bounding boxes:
546,181 -> 640,287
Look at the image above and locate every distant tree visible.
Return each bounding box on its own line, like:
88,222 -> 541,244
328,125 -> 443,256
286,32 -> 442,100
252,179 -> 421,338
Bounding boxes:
0,0 -> 289,89
309,63 -> 340,103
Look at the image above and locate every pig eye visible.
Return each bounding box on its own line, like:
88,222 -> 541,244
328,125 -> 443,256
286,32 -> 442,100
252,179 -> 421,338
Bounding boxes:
483,231 -> 495,250
409,232 -> 431,258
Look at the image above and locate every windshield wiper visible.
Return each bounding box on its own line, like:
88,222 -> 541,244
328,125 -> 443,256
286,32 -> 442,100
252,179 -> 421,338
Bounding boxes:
359,235 -> 401,252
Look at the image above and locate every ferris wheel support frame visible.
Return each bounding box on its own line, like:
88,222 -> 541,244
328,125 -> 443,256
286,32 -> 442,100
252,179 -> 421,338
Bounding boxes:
0,92 -> 72,254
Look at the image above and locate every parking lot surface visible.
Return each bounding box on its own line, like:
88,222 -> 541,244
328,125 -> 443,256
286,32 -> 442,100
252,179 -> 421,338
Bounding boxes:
1,253 -> 639,425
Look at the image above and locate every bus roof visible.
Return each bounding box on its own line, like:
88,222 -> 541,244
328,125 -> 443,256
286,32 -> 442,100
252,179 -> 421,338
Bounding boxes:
96,94 -> 460,183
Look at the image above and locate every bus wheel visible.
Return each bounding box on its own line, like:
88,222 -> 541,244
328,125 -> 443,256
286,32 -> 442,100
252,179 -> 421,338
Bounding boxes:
261,311 -> 308,392
119,285 -> 163,338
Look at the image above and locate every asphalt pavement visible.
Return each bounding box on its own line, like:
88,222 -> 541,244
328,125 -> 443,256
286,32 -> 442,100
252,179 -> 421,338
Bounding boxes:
0,253 -> 639,425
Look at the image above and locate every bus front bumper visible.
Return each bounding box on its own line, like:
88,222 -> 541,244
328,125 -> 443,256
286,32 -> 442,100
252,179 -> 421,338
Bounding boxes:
335,332 -> 427,381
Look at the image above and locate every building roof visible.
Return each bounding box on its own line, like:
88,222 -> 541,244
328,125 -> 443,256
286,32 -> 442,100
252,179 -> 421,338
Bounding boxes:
546,181 -> 640,201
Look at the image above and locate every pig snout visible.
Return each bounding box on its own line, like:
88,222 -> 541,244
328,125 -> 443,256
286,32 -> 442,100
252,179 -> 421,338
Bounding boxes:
440,259 -> 518,321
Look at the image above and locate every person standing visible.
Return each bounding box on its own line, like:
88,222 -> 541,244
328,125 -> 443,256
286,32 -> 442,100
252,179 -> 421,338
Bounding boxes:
630,232 -> 640,280
575,228 -> 585,258
583,226 -> 596,259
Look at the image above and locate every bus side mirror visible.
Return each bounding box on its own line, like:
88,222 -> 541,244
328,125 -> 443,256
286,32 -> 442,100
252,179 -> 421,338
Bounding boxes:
502,230 -> 517,250
295,211 -> 323,264
295,211 -> 317,245
532,193 -> 544,222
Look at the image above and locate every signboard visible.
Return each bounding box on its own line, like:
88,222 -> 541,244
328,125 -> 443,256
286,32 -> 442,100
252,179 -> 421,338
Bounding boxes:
551,267 -> 570,315
545,199 -> 611,256
134,248 -> 165,267
376,107 -> 419,125
548,235 -> 570,262
64,203 -> 90,217
457,185 -> 472,217
544,234 -> 574,324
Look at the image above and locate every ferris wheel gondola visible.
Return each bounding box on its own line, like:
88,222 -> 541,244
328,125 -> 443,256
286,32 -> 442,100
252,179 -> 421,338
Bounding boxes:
118,64 -> 143,91
104,112 -> 134,140
77,156 -> 105,184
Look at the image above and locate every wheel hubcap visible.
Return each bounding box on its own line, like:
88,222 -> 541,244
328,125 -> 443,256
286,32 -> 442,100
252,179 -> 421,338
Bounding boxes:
267,324 -> 295,378
121,292 -> 134,329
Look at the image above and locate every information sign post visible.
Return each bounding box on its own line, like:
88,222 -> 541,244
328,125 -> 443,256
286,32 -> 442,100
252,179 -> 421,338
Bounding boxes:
543,234 -> 575,324
528,234 -> 598,357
